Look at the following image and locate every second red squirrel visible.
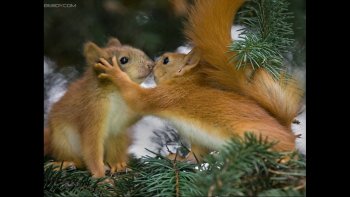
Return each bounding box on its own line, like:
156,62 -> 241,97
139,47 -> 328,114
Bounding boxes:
95,51 -> 296,157
94,0 -> 303,159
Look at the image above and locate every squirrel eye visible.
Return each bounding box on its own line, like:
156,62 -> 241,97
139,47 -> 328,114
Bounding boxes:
163,57 -> 169,65
120,57 -> 129,64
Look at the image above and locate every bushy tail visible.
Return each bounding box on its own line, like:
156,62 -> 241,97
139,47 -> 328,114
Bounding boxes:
185,0 -> 303,127
244,69 -> 304,126
184,0 -> 246,91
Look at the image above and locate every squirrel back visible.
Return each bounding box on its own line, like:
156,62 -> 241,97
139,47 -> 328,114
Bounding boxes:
184,0 -> 303,127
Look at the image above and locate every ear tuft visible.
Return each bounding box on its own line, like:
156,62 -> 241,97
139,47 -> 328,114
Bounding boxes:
176,48 -> 201,76
83,41 -> 107,65
106,37 -> 122,47
185,49 -> 201,65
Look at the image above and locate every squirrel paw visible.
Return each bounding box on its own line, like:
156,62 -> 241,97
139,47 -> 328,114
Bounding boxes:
97,177 -> 115,187
109,162 -> 128,174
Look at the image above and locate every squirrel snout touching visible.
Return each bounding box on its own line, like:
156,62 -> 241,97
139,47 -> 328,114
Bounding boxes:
147,62 -> 154,71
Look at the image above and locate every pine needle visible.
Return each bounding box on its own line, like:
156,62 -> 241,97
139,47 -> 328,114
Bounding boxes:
230,0 -> 294,79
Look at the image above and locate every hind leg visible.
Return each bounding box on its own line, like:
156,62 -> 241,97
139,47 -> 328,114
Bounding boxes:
187,143 -> 211,163
166,143 -> 210,163
49,125 -> 86,169
105,131 -> 131,174
81,126 -> 106,178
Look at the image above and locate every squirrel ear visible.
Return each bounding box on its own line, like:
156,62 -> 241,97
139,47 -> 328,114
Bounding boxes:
106,37 -> 122,47
83,41 -> 107,65
177,48 -> 201,76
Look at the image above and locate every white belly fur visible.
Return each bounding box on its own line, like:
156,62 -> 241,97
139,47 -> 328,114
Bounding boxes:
65,127 -> 81,155
167,118 -> 226,150
105,92 -> 135,137
62,92 -> 134,156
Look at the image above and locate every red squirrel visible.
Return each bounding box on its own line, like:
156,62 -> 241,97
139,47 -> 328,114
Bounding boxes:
94,0 -> 303,160
44,38 -> 154,178
95,51 -> 297,158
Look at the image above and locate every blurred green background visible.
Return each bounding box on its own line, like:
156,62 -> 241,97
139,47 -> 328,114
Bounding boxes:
44,0 -> 305,71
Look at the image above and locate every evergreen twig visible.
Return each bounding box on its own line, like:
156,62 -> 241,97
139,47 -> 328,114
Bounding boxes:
44,133 -> 305,197
186,133 -> 305,196
230,0 -> 294,79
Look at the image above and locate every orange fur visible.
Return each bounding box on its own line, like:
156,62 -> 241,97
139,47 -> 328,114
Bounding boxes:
187,143 -> 210,162
167,143 -> 210,163
185,0 -> 244,75
45,38 -> 153,177
96,53 -> 296,153
170,0 -> 189,17
242,70 -> 303,126
185,0 -> 303,127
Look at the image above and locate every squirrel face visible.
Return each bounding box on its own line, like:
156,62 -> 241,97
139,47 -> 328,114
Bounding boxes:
111,46 -> 154,84
153,49 -> 201,84
84,38 -> 154,84
153,52 -> 186,83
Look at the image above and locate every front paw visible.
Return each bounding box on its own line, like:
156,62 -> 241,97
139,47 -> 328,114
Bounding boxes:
94,56 -> 126,81
94,64 -> 114,80
109,161 -> 129,174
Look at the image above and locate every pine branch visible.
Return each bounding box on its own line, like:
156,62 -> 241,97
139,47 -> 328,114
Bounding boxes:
187,133 -> 306,197
133,152 -> 202,197
230,0 -> 294,79
44,134 -> 305,197
44,163 -> 117,197
173,151 -> 180,197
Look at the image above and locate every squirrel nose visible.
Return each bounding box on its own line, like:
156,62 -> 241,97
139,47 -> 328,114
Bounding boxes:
147,63 -> 154,70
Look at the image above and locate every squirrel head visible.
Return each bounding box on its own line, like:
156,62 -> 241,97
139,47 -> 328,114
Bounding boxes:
83,37 -> 154,84
153,48 -> 201,84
